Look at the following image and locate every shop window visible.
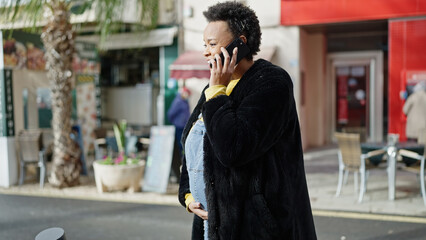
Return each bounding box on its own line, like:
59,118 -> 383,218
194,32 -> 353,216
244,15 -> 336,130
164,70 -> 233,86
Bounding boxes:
36,88 -> 77,129
100,47 -> 160,87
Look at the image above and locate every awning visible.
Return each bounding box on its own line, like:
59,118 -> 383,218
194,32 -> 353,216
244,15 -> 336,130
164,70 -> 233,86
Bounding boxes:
76,27 -> 178,50
169,46 -> 276,79
169,51 -> 211,79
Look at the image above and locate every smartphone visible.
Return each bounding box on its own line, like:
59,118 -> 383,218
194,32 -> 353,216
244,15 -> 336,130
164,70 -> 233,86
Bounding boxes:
210,38 -> 250,68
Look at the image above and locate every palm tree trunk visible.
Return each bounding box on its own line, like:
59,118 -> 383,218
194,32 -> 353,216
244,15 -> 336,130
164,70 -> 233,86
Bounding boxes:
41,1 -> 80,187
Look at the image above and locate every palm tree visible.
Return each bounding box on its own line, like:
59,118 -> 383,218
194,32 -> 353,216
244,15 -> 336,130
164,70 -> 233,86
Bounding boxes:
1,0 -> 158,188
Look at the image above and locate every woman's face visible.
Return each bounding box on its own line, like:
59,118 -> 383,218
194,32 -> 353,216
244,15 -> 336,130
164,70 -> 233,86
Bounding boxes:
203,21 -> 234,63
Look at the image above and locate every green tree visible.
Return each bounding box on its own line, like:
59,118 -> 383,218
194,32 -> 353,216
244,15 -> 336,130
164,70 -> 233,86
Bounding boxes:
0,0 -> 158,188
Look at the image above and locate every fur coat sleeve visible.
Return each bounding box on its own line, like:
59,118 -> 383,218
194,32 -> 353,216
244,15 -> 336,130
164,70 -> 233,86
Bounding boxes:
201,68 -> 291,168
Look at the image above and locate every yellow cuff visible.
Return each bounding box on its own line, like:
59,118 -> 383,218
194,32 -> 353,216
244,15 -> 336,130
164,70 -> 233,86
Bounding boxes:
185,193 -> 195,213
205,85 -> 226,101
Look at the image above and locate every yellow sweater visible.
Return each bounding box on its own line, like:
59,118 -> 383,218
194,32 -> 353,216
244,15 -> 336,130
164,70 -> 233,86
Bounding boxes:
185,79 -> 240,212
205,79 -> 239,100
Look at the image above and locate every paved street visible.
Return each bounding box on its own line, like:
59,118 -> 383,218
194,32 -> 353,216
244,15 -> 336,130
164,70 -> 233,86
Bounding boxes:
2,147 -> 426,239
2,193 -> 426,240
0,194 -> 192,240
314,212 -> 426,240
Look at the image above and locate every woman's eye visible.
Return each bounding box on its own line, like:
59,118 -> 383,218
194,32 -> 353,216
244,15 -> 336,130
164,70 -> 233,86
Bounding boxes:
203,43 -> 216,48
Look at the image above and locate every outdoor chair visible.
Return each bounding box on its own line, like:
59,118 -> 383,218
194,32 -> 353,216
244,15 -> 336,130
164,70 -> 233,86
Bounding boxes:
335,132 -> 387,203
93,127 -> 107,160
342,127 -> 367,142
16,129 -> 46,188
398,128 -> 426,206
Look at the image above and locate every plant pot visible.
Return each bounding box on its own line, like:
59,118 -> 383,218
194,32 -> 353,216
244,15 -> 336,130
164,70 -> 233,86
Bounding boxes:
93,160 -> 145,193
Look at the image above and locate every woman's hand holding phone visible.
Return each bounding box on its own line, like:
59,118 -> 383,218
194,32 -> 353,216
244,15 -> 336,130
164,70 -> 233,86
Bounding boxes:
209,46 -> 238,87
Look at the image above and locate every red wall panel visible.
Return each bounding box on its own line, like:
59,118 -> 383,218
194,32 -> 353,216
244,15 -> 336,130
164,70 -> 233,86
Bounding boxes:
389,19 -> 426,140
281,0 -> 426,25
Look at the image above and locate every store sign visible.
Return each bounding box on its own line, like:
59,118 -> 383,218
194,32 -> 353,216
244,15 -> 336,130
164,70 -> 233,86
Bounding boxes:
143,126 -> 175,193
281,0 -> 426,25
0,31 -> 14,136
0,31 -> 4,136
406,71 -> 426,88
2,30 -> 46,71
402,71 -> 426,99
1,31 -> 100,74
0,69 -> 14,136
76,74 -> 95,85
73,41 -> 100,74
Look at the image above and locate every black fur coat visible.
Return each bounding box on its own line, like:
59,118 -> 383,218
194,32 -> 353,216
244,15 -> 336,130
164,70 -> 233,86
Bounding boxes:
178,59 -> 317,240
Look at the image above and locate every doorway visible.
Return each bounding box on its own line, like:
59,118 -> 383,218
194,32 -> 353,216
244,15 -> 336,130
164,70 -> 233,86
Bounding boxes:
328,51 -> 384,142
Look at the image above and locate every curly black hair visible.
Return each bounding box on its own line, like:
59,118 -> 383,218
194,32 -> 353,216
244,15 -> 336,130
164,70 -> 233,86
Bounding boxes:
203,1 -> 261,61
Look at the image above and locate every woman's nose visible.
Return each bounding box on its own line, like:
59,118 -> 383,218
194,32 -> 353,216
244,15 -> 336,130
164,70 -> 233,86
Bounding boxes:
203,48 -> 210,58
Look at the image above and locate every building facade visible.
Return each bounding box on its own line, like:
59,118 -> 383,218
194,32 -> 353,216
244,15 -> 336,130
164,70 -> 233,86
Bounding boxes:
0,0 -> 180,187
282,0 -> 426,148
179,0 -> 426,149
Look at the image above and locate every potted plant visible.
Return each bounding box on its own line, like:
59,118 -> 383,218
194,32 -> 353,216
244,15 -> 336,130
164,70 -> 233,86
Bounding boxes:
93,120 -> 145,193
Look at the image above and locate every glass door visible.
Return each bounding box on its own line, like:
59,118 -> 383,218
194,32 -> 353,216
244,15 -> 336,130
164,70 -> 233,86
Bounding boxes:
335,65 -> 369,141
328,51 -> 384,143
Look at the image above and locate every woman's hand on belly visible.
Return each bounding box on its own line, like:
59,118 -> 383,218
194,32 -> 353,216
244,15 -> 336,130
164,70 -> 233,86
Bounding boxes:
189,201 -> 208,220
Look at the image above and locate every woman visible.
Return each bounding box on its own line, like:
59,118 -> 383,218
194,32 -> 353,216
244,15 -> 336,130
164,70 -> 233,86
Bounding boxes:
179,2 -> 317,239
403,81 -> 426,141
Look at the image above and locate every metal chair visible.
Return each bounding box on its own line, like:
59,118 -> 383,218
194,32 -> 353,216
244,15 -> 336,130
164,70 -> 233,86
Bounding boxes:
335,132 -> 386,202
342,127 -> 367,142
398,128 -> 426,205
16,129 -> 46,188
93,128 -> 107,160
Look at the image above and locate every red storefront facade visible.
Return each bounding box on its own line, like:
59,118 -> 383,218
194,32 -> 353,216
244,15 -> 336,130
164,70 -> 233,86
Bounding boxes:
388,19 -> 426,140
281,0 -> 426,143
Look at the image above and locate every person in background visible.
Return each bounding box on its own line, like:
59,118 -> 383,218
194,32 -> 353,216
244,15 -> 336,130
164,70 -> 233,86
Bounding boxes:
168,87 -> 191,152
167,87 -> 191,181
178,2 -> 316,239
403,81 -> 426,142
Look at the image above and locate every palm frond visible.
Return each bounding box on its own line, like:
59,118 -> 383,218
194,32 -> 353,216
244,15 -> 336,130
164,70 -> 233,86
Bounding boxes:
69,0 -> 94,15
1,0 -> 158,43
23,0 -> 45,31
1,0 -> 47,36
89,0 -> 159,45
140,0 -> 158,29
11,0 -> 22,21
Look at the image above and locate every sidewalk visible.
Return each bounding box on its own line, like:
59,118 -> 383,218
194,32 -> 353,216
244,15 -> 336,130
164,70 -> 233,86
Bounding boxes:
0,170 -> 180,206
1,147 -> 426,217
305,147 -> 426,217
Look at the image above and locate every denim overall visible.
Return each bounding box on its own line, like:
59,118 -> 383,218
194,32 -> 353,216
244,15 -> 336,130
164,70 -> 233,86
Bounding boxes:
185,114 -> 208,239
